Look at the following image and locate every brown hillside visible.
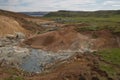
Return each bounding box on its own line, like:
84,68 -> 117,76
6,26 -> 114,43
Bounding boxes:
0,15 -> 29,37
0,9 -> 47,33
23,27 -> 90,52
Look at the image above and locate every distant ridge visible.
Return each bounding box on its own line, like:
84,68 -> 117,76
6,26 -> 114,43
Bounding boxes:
44,10 -> 120,17
0,9 -> 47,37
0,9 -> 30,18
20,12 -> 49,17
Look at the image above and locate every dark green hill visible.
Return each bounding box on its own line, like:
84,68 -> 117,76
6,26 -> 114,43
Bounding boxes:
44,10 -> 120,17
44,10 -> 120,34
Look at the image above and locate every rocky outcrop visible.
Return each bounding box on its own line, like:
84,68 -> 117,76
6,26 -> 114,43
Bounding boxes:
0,36 -> 29,68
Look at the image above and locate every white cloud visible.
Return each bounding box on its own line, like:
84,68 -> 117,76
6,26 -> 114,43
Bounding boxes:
103,0 -> 120,6
0,0 -> 120,11
112,4 -> 120,7
15,0 -> 96,11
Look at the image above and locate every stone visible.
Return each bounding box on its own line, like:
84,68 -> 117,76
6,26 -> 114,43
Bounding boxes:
15,32 -> 25,39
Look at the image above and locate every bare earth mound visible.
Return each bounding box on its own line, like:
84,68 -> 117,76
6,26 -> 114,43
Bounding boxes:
23,27 -> 92,52
23,26 -> 119,52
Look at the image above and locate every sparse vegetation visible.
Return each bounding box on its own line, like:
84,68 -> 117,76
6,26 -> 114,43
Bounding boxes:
75,26 -> 100,31
45,10 -> 120,17
0,9 -> 120,80
44,10 -> 120,33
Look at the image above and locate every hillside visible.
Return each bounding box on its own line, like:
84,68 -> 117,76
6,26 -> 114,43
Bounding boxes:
0,9 -> 55,36
0,10 -> 33,37
44,10 -> 120,17
21,12 -> 49,17
44,10 -> 120,34
0,15 -> 28,37
0,9 -> 120,80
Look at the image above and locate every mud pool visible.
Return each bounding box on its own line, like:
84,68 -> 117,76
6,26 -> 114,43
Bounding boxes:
21,49 -> 74,73
0,37 -> 74,73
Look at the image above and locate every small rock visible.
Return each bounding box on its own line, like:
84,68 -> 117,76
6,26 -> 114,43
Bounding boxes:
15,32 -> 25,39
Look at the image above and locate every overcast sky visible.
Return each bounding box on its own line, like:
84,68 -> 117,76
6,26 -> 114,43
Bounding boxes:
0,0 -> 120,12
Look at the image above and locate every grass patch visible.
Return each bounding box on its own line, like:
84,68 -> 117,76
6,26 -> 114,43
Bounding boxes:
98,48 -> 120,79
99,62 -> 119,79
99,48 -> 120,66
4,76 -> 24,80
